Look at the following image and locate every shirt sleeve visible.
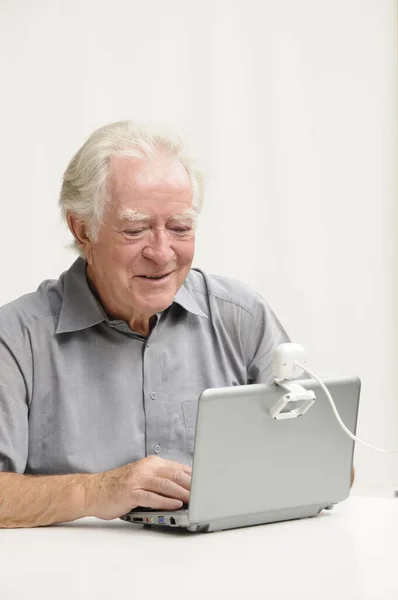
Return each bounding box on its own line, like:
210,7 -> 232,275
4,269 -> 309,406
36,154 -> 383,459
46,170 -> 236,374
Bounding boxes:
245,294 -> 290,384
0,332 -> 30,473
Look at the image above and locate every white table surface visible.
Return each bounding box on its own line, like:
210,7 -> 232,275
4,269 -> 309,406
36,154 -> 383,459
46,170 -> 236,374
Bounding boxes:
1,496 -> 397,600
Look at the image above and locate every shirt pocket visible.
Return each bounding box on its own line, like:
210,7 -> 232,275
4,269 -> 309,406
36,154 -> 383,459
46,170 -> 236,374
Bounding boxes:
182,399 -> 198,456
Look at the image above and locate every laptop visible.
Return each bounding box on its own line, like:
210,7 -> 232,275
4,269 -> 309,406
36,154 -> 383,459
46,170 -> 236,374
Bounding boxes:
120,376 -> 360,532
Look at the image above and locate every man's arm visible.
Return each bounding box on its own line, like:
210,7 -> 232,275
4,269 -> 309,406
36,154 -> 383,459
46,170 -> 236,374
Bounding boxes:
0,456 -> 191,528
0,332 -> 88,528
0,472 -> 89,528
244,294 -> 290,384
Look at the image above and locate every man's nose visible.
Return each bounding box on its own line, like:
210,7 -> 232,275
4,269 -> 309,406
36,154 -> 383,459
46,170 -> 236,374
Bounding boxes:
142,231 -> 176,264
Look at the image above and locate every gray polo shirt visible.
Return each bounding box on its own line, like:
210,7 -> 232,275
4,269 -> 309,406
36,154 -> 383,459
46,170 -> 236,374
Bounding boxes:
0,258 -> 289,475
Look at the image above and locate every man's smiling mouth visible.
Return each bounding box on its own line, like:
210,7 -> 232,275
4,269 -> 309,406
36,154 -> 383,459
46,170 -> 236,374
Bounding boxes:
137,272 -> 173,281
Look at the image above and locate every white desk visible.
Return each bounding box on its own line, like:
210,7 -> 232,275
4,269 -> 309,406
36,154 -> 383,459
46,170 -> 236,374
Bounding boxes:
1,497 -> 397,600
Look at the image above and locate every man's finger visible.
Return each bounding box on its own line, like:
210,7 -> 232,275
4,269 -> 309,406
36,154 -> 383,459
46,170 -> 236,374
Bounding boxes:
134,490 -> 184,510
172,470 -> 191,490
158,468 -> 191,490
146,476 -> 190,504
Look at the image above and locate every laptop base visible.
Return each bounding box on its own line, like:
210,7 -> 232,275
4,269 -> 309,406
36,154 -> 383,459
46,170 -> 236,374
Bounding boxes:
120,502 -> 335,533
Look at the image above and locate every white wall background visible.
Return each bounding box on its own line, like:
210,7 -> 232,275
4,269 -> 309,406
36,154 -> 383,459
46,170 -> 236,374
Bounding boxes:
0,0 -> 397,493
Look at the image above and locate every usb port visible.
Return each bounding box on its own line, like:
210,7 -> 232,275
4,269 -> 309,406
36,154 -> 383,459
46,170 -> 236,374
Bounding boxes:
133,517 -> 144,523
158,516 -> 166,524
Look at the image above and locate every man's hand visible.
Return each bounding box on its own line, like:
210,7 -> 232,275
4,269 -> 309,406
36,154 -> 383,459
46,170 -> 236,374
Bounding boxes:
84,456 -> 191,521
350,465 -> 355,488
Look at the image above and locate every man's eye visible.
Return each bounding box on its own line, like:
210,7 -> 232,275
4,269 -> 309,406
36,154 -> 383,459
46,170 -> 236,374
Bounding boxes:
125,230 -> 144,236
171,227 -> 191,234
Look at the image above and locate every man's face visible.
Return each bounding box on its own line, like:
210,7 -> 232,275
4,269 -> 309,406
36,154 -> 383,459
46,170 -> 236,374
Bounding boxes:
84,155 -> 196,324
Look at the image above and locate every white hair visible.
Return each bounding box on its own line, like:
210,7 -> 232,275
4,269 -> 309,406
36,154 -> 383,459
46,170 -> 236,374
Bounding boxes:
59,120 -> 204,253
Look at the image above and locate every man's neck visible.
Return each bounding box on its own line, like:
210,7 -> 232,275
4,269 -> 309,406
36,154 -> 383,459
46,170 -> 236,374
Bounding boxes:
85,264 -> 154,337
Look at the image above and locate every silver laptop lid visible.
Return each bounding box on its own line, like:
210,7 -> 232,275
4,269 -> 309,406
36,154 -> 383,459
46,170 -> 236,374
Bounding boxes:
188,377 -> 360,525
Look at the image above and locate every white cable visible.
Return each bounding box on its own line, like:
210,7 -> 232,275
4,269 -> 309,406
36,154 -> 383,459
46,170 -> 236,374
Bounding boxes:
295,361 -> 398,454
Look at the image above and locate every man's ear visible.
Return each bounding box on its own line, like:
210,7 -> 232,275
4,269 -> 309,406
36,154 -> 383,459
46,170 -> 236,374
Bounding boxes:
67,213 -> 92,258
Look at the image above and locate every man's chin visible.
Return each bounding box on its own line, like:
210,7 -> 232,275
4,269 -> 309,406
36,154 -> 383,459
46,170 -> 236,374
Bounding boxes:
133,277 -> 184,314
138,296 -> 175,316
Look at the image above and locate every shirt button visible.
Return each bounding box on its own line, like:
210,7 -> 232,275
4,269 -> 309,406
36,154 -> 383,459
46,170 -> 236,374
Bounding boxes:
150,391 -> 157,400
153,444 -> 161,454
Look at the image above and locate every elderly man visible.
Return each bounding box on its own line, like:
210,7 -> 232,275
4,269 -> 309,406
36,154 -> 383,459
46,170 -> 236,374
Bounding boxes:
0,121 -> 290,528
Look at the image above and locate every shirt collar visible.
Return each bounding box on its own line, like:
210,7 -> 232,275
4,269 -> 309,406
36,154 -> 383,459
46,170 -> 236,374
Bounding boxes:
173,279 -> 208,319
56,258 -> 207,334
56,258 -> 108,334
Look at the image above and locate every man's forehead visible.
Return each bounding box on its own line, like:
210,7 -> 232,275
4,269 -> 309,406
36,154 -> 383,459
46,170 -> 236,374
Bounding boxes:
108,154 -> 190,189
105,155 -> 193,222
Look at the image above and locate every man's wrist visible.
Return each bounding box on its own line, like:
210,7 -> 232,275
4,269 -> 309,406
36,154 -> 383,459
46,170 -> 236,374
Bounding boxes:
79,473 -> 102,518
